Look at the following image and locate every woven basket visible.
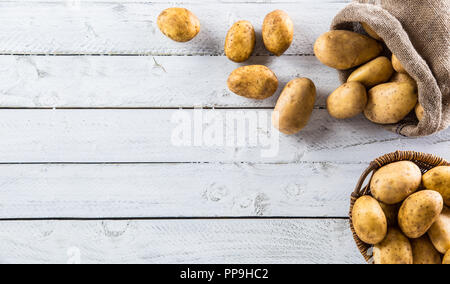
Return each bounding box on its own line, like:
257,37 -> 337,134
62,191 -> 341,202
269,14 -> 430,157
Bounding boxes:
349,151 -> 449,263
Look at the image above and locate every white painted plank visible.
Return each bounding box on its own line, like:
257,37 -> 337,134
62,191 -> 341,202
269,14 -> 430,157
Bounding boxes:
0,1 -> 347,54
0,219 -> 364,264
0,56 -> 340,108
9,0 -> 350,3
0,163 -> 364,218
0,109 -> 448,163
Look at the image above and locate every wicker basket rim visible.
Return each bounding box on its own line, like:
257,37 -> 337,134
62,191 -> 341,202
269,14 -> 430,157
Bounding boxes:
349,150 -> 449,263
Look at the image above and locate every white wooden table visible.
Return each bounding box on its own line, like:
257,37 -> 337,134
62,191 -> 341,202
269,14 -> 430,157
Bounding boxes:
0,0 -> 448,264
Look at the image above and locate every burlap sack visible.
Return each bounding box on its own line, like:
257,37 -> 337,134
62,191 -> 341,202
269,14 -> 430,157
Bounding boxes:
331,0 -> 449,137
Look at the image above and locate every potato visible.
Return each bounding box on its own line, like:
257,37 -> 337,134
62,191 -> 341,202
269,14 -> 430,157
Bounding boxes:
415,104 -> 425,121
352,196 -> 388,245
444,250 -> 450,264
262,10 -> 294,56
392,54 -> 407,74
362,22 -> 382,41
273,78 -> 316,135
364,82 -> 418,124
373,227 -> 413,264
157,8 -> 200,42
371,161 -> 422,205
314,30 -> 383,70
379,202 -> 400,226
428,207 -> 450,254
227,65 -> 278,100
398,190 -> 443,239
390,72 -> 417,91
411,236 -> 442,264
225,21 -> 256,63
423,166 -> 450,206
327,82 -> 367,119
347,57 -> 394,88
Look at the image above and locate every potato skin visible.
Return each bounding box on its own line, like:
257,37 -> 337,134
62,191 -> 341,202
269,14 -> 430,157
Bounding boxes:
428,207 -> 450,254
327,82 -> 367,119
373,227 -> 413,264
392,54 -> 407,73
273,78 -> 316,135
390,72 -> 417,91
364,82 -> 418,124
314,30 -> 382,70
225,21 -> 256,63
262,10 -> 294,56
352,196 -> 388,245
157,8 -> 200,42
398,190 -> 443,239
227,65 -> 278,100
444,250 -> 450,264
371,161 -> 422,205
362,23 -> 382,41
423,166 -> 450,206
411,236 -> 442,264
348,57 -> 394,88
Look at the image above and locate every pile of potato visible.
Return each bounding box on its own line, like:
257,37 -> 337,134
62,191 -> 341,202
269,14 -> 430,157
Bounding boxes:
314,26 -> 424,124
352,163 -> 450,264
156,10 -> 426,133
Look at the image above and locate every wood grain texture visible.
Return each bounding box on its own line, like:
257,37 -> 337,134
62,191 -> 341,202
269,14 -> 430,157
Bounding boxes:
0,163 -> 366,218
0,109 -> 447,163
0,219 -> 365,264
0,1 -> 348,55
0,56 -> 340,108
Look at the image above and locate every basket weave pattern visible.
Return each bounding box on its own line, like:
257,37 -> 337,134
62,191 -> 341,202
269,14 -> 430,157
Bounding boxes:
349,151 -> 449,263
